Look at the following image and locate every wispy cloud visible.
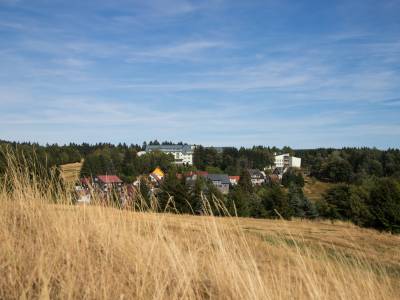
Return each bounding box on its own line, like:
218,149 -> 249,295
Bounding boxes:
126,40 -> 228,61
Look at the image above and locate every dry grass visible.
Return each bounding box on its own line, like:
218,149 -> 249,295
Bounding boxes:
303,176 -> 337,202
1,154 -> 400,299
59,161 -> 83,184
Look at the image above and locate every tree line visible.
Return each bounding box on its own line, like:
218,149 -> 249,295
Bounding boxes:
1,140 -> 399,233
295,148 -> 400,183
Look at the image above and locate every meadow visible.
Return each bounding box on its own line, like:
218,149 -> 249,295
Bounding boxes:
0,155 -> 399,299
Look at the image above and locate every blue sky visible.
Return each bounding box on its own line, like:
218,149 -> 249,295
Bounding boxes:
0,0 -> 399,148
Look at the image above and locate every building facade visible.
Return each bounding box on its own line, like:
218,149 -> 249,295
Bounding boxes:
274,153 -> 301,169
146,144 -> 195,165
94,175 -> 123,192
248,169 -> 266,186
206,174 -> 230,194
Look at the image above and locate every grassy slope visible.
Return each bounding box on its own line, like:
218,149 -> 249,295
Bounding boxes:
2,158 -> 399,299
1,199 -> 399,299
303,176 -> 337,202
59,161 -> 83,183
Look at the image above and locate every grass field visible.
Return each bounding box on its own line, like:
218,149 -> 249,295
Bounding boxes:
1,157 -> 399,299
59,160 -> 83,183
1,183 -> 400,299
1,200 -> 399,299
303,176 -> 337,202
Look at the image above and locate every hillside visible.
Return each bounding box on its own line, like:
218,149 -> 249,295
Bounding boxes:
1,199 -> 399,299
1,155 -> 399,299
59,160 -> 83,183
303,176 -> 337,202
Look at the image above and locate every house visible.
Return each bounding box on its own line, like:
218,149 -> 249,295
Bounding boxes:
248,169 -> 266,186
149,167 -> 165,184
272,167 -> 285,180
206,174 -> 230,194
184,171 -> 208,189
146,144 -> 195,165
94,175 -> 123,192
79,177 -> 92,188
274,153 -> 301,169
266,153 -> 302,179
229,176 -> 240,186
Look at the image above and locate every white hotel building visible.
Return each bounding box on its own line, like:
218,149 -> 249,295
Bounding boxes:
274,153 -> 302,169
145,144 -> 195,165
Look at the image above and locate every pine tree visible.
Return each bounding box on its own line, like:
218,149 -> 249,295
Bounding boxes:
238,169 -> 253,193
288,183 -> 305,218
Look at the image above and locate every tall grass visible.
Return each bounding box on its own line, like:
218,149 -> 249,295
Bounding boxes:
0,151 -> 399,299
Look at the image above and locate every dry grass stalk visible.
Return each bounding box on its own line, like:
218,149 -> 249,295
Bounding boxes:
0,150 -> 399,299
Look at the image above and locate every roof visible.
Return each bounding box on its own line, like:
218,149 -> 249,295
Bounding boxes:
206,174 -> 230,185
80,177 -> 91,185
248,169 -> 265,178
96,175 -> 122,184
151,167 -> 164,177
184,171 -> 208,178
149,173 -> 163,183
229,176 -> 240,181
146,144 -> 194,154
275,153 -> 301,160
273,167 -> 285,175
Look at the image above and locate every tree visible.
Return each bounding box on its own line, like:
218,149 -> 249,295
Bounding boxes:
120,149 -> 139,182
288,183 -> 305,218
159,169 -> 192,214
282,168 -> 304,187
359,159 -> 383,177
282,146 -> 294,156
320,155 -> 353,182
323,184 -> 352,220
205,166 -> 223,174
260,185 -> 291,219
136,151 -> 174,174
322,184 -> 370,224
366,178 -> 400,233
227,187 -> 251,217
189,176 -> 207,214
238,169 -> 253,193
287,183 -> 318,219
193,146 -> 221,170
303,197 -> 318,219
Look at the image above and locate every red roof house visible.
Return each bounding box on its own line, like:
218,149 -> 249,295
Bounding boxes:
94,175 -> 123,192
96,175 -> 123,184
80,177 -> 92,186
229,176 -> 240,185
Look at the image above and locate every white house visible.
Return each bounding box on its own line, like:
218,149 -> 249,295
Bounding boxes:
146,144 -> 195,165
248,169 -> 266,186
274,153 -> 301,169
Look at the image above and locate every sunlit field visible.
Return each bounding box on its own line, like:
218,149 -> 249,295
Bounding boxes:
1,154 -> 399,299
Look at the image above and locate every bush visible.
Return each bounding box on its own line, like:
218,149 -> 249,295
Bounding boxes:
322,184 -> 369,224
260,185 -> 292,219
366,178 -> 400,233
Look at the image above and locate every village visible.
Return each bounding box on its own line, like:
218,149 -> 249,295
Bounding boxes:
75,144 -> 302,205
